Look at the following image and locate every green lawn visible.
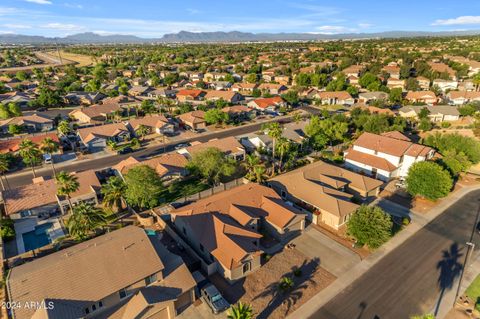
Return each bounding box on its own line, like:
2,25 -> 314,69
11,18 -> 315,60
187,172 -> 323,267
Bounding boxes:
163,178 -> 210,203
466,274 -> 480,302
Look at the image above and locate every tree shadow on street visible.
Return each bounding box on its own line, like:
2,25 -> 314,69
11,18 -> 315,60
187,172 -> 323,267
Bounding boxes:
434,243 -> 464,316
253,257 -> 319,319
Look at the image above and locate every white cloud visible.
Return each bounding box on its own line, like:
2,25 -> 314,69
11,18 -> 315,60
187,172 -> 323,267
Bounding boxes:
358,23 -> 373,28
25,0 -> 52,4
432,16 -> 480,26
186,8 -> 201,15
40,23 -> 82,30
64,3 -> 83,9
2,23 -> 31,29
314,25 -> 357,34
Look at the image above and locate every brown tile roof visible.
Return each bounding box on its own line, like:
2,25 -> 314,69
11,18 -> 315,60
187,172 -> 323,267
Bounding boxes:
69,103 -> 121,121
448,91 -> 480,99
354,132 -> 413,157
302,160 -> 383,193
8,226 -> 165,319
250,96 -> 284,109
405,91 -> 436,100
176,89 -> 205,98
380,131 -> 411,141
183,136 -> 244,157
204,90 -> 240,101
270,168 -> 360,217
126,114 -> 170,130
222,105 -> 252,114
0,132 -> 59,153
113,153 -> 188,177
2,170 -> 101,215
346,149 -> 397,172
0,114 -> 53,127
77,122 -> 129,143
171,188 -> 302,269
317,91 -> 352,100
177,110 -> 205,125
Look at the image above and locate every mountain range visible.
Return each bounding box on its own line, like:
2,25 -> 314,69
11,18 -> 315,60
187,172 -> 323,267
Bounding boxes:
1,30 -> 480,44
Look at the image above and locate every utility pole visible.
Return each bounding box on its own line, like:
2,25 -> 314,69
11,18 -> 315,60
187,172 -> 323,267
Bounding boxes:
453,204 -> 480,307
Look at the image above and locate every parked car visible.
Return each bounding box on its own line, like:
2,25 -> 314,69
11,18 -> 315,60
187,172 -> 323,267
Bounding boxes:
201,284 -> 230,314
174,143 -> 190,150
117,147 -> 134,155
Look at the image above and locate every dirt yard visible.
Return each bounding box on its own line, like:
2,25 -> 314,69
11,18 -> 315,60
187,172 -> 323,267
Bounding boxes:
210,248 -> 336,319
45,50 -> 96,67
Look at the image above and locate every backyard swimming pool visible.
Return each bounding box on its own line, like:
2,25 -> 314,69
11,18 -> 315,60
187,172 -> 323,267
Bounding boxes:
22,222 -> 53,252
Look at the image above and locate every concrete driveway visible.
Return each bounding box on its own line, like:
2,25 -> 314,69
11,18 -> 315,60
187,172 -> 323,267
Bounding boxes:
376,197 -> 410,218
178,300 -> 228,319
292,226 -> 360,277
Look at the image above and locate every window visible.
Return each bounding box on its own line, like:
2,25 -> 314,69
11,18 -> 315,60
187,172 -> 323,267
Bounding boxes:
281,190 -> 287,199
243,262 -> 251,274
92,304 -> 96,311
85,308 -> 90,315
199,244 -> 204,252
145,273 -> 158,286
98,301 -> 103,308
119,288 -> 129,299
182,227 -> 186,235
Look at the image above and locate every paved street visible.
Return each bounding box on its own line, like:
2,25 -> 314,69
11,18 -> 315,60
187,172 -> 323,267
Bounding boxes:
310,189 -> 480,319
293,226 -> 360,277
5,117 -> 290,188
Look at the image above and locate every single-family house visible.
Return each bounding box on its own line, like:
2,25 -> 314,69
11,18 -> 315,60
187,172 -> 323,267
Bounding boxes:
358,92 -> 389,104
114,153 -> 188,181
0,132 -> 60,154
231,83 -> 258,95
269,160 -> 383,229
447,91 -> 480,105
432,79 -> 458,92
176,90 -> 206,103
176,111 -> 206,131
417,76 -> 431,90
247,96 -> 286,113
6,226 -> 196,319
0,114 -> 53,134
77,123 -> 131,152
69,103 -> 123,124
204,90 -> 244,104
178,136 -> 245,161
170,183 -> 305,282
126,114 -> 175,136
316,91 -> 354,106
345,131 -> 435,181
258,83 -> 287,95
386,78 -> 405,90
405,91 -> 438,105
398,105 -> 460,122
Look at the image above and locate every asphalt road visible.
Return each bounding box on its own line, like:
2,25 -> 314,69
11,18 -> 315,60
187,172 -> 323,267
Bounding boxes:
5,118 -> 284,188
311,190 -> 480,319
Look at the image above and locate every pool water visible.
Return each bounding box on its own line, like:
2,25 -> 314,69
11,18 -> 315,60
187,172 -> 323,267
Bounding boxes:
22,223 -> 53,252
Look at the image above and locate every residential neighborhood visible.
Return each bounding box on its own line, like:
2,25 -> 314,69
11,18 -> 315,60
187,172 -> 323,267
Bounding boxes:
1,4 -> 480,319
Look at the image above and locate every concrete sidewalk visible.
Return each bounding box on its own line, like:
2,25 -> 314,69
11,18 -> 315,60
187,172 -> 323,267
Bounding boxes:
288,185 -> 480,319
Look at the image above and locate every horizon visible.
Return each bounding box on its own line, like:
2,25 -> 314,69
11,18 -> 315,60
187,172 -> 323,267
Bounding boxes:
1,0 -> 480,38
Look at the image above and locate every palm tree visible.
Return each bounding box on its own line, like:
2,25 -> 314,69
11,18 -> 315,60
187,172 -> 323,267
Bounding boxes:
19,139 -> 41,178
57,120 -> 71,136
243,154 -> 260,179
39,137 -> 59,177
264,122 -> 282,173
56,171 -> 80,214
276,137 -> 291,172
253,164 -> 267,183
227,302 -> 253,319
66,202 -> 107,241
136,124 -> 150,141
101,176 -> 126,213
0,155 -> 9,191
473,73 -> 480,92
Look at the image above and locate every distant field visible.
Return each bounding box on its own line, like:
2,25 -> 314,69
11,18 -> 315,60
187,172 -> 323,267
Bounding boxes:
45,50 -> 96,67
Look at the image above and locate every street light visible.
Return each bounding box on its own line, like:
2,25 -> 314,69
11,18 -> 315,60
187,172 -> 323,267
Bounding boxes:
453,241 -> 475,307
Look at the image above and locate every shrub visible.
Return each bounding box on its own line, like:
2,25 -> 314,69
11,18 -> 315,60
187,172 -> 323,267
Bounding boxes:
347,205 -> 393,249
406,161 -> 453,200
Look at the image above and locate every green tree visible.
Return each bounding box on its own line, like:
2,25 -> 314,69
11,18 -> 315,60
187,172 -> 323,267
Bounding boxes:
423,132 -> 480,165
19,139 -> 41,178
228,302 -> 253,319
263,122 -> 282,171
39,137 -> 59,177
0,104 -> 10,119
57,120 -> 71,136
0,155 -> 9,191
347,205 -> 393,249
406,161 -> 453,200
440,149 -> 471,176
410,314 -> 435,319
7,103 -> 21,117
389,87 -> 403,104
101,176 -> 126,213
204,108 -> 228,125
0,218 -> 15,241
140,99 -> 155,114
36,85 -> 62,108
66,202 -> 107,241
8,124 -> 22,135
187,147 -> 237,186
124,165 -> 164,209
281,90 -> 299,106
245,73 -> 257,84
418,118 -> 432,131
56,171 -> 80,213
135,124 -> 150,140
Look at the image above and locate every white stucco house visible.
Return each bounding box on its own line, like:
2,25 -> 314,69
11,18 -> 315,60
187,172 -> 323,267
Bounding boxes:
344,131 -> 435,181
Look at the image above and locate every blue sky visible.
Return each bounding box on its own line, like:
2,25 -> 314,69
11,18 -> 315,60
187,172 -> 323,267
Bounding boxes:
1,0 -> 480,37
